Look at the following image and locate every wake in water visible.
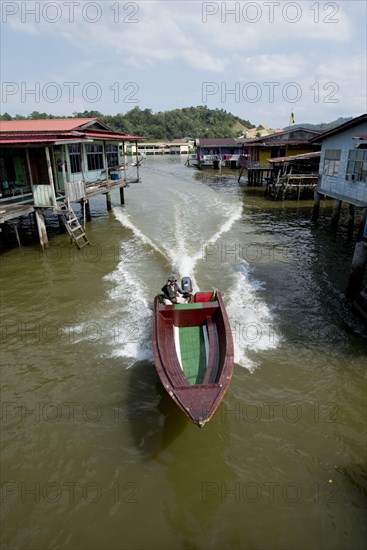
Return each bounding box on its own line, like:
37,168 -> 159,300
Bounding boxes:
225,263 -> 279,372
103,238 -> 154,366
109,203 -> 279,371
100,163 -> 279,370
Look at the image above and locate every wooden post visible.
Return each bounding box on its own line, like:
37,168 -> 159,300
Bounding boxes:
347,242 -> 367,298
331,199 -> 342,230
45,147 -> 57,207
12,222 -> 21,247
135,141 -> 140,181
347,203 -> 355,241
312,190 -> 321,221
120,186 -> 125,206
84,199 -> 92,221
58,214 -> 66,233
122,141 -> 127,184
356,208 -> 367,241
61,146 -> 67,190
103,140 -> 110,189
25,147 -> 33,185
35,209 -> 49,250
106,192 -> 112,211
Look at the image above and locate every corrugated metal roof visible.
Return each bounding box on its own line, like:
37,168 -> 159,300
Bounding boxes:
268,151 -> 321,163
0,119 -> 145,144
0,118 -> 96,132
0,138 -> 61,144
196,138 -> 240,147
85,132 -> 144,140
245,141 -> 314,147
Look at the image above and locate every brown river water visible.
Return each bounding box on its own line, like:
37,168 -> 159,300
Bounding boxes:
1,156 -> 366,550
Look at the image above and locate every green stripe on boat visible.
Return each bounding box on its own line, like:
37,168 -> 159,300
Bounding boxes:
175,303 -> 203,309
179,326 -> 207,384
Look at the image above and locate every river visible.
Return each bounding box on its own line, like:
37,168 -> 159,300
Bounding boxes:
1,155 -> 366,550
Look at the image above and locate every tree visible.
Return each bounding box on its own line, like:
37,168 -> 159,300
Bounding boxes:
0,106 -> 257,139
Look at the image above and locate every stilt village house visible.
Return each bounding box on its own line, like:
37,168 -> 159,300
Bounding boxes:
0,118 -> 144,248
237,127 -> 321,185
195,138 -> 242,168
310,113 -> 367,299
311,113 -> 367,208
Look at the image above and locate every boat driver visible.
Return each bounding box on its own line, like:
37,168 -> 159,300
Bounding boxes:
161,275 -> 190,305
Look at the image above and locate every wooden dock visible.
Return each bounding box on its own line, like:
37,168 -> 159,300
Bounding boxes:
0,177 -> 138,250
238,164 -> 273,186
265,174 -> 319,200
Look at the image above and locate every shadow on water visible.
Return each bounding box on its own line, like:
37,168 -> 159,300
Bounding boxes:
125,360 -> 188,458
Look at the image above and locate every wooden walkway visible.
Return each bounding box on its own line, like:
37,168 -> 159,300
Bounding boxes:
0,177 -> 137,225
0,177 -> 140,248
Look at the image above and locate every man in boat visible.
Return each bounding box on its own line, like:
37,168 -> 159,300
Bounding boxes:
161,274 -> 192,305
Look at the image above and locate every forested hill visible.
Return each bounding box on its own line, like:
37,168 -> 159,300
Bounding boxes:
0,106 -> 255,140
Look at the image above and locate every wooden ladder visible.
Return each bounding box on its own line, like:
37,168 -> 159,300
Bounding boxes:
59,202 -> 89,249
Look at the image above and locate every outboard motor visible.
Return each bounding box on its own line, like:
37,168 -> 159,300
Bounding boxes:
181,276 -> 193,293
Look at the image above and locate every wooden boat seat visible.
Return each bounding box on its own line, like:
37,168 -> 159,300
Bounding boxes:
202,316 -> 220,384
162,319 -> 188,388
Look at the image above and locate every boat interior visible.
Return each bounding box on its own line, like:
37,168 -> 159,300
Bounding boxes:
156,292 -> 223,386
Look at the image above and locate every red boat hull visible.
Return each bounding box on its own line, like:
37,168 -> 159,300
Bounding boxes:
152,291 -> 234,427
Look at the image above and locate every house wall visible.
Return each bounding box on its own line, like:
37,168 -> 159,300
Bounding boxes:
198,146 -> 241,157
260,146 -> 314,165
169,145 -> 189,154
318,122 -> 367,206
29,148 -> 49,185
0,149 -> 30,195
63,141 -> 122,186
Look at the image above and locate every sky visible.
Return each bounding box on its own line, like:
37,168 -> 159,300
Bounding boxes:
1,0 -> 366,129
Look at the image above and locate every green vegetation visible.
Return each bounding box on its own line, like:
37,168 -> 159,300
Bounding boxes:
0,106 -> 255,140
1,109 -> 355,139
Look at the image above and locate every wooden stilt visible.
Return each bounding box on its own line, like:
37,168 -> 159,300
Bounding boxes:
135,141 -> 140,181
120,187 -> 125,206
312,191 -> 322,221
347,242 -> 367,298
106,192 -> 112,211
347,204 -> 355,241
12,222 -> 21,247
356,208 -> 367,241
34,209 -> 49,250
85,199 -> 92,221
331,199 -> 342,230
58,214 -> 67,233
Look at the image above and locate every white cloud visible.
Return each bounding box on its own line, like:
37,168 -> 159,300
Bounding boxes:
236,53 -> 309,80
1,0 -> 366,126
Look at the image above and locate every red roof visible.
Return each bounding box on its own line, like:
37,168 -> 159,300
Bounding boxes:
0,138 -> 67,144
0,118 -> 96,132
0,118 -> 144,144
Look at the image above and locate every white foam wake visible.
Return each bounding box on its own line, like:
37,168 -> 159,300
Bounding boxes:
225,263 -> 280,371
103,239 -> 153,365
113,207 -> 167,259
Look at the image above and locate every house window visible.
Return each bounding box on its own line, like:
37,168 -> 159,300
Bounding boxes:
68,144 -> 81,174
86,144 -> 104,171
347,148 -> 367,182
323,149 -> 341,176
107,144 -> 119,168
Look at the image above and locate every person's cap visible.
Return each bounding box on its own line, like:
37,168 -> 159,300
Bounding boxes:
168,274 -> 177,281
